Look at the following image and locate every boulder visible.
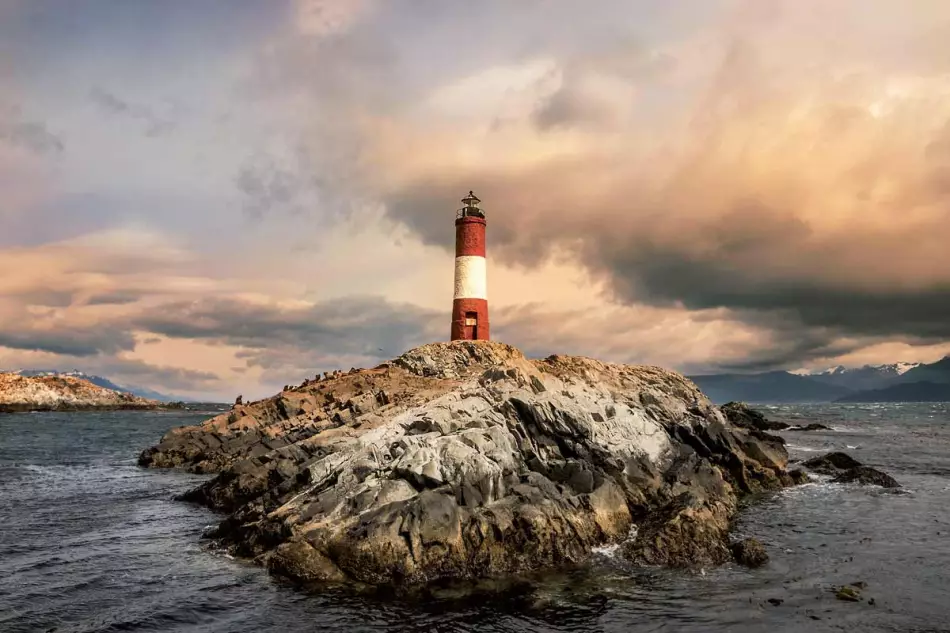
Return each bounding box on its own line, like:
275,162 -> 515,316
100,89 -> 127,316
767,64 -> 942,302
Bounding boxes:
720,402 -> 789,431
802,452 -> 900,488
140,341 -> 798,589
730,537 -> 769,568
801,452 -> 863,476
831,466 -> 900,489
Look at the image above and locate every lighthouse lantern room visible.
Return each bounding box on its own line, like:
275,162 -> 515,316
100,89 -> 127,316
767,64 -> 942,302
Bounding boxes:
450,191 -> 489,341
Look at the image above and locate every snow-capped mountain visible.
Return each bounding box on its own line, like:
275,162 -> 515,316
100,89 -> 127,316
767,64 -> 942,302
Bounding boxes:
689,358 -> 947,403
808,363 -> 923,391
817,363 -> 920,377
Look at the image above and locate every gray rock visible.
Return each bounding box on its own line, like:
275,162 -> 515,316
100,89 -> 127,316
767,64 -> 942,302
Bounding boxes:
140,341 -> 797,589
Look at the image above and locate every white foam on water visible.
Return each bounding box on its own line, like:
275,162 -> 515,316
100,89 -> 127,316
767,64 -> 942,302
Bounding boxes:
591,524 -> 639,559
591,543 -> 621,558
786,444 -> 821,452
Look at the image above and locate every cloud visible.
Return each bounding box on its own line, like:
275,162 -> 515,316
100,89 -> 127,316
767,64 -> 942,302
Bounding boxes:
0,102 -> 63,154
89,87 -> 177,137
357,2 -> 950,366
134,295 -> 444,381
0,347 -> 224,395
92,357 -> 222,392
0,325 -> 137,357
293,0 -> 373,37
86,292 -> 141,306
7,0 -> 950,391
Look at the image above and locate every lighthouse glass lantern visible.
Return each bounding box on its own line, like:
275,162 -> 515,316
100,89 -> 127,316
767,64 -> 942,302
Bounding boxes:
450,191 -> 489,341
457,191 -> 485,219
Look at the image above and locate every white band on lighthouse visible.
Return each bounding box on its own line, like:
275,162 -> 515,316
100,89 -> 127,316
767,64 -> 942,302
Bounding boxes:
453,255 -> 487,300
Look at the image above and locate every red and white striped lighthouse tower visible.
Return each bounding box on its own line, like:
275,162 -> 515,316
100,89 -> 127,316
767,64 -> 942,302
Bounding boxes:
450,191 -> 489,341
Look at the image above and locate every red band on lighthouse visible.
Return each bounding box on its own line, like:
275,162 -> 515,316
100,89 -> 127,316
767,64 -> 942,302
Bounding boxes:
450,192 -> 489,341
455,217 -> 486,257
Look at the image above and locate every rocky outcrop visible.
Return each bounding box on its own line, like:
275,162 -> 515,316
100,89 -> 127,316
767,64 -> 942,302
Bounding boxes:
787,423 -> 832,432
0,372 -> 160,413
140,341 -> 799,589
801,452 -> 863,475
802,452 -> 900,488
720,402 -> 790,431
830,466 -> 900,488
731,537 -> 769,568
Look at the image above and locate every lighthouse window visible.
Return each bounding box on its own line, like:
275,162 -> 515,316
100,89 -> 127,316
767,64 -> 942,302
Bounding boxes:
465,312 -> 477,326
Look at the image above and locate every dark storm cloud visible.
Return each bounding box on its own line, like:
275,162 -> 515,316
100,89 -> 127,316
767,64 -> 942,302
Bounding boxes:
134,294 -> 443,361
385,164 -> 950,366
375,23 -> 950,370
130,294 -> 445,386
0,326 -> 137,357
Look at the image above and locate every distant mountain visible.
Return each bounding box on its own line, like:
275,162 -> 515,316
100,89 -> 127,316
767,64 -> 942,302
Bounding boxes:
686,371 -> 854,404
835,381 -> 950,403
0,372 -> 160,412
690,356 -> 950,404
8,370 -> 181,402
807,363 -> 922,392
895,357 -> 950,385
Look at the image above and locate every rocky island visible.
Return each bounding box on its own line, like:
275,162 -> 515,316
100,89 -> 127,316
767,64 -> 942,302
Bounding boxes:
0,372 -> 161,413
139,341 -> 804,590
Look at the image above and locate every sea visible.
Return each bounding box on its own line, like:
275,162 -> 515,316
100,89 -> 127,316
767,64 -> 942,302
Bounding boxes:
1,403 -> 949,633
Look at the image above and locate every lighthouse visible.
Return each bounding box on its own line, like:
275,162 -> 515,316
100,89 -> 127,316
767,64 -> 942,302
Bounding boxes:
450,191 -> 489,341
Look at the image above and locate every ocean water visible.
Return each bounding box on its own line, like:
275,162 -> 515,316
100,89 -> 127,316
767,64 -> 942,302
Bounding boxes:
1,404 -> 949,632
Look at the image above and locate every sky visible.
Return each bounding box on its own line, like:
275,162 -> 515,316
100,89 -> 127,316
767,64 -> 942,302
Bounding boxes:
2,0 -> 950,401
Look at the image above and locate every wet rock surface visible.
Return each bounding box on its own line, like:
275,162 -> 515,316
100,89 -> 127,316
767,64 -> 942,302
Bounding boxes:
831,466 -> 901,488
730,537 -> 769,568
802,452 -> 864,475
787,423 -> 832,432
140,342 -> 799,589
802,452 -> 900,488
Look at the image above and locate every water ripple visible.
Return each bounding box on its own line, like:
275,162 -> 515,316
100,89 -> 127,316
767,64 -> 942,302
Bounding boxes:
2,406 -> 950,632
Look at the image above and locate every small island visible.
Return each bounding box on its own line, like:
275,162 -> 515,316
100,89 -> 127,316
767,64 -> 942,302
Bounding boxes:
0,372 -> 162,413
139,340 -> 805,590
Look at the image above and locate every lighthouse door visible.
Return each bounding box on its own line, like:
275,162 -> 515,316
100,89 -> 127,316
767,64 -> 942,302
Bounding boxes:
465,312 -> 478,340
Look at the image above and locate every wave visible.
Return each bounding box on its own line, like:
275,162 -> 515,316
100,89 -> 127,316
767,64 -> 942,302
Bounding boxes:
785,444 -> 821,453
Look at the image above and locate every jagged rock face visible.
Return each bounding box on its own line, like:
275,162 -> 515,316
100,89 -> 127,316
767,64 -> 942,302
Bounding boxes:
0,372 -> 159,413
720,402 -> 790,431
140,341 -> 795,589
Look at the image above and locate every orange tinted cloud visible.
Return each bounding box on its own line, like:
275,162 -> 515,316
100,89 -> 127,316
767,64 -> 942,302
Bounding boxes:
360,0 -> 950,365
